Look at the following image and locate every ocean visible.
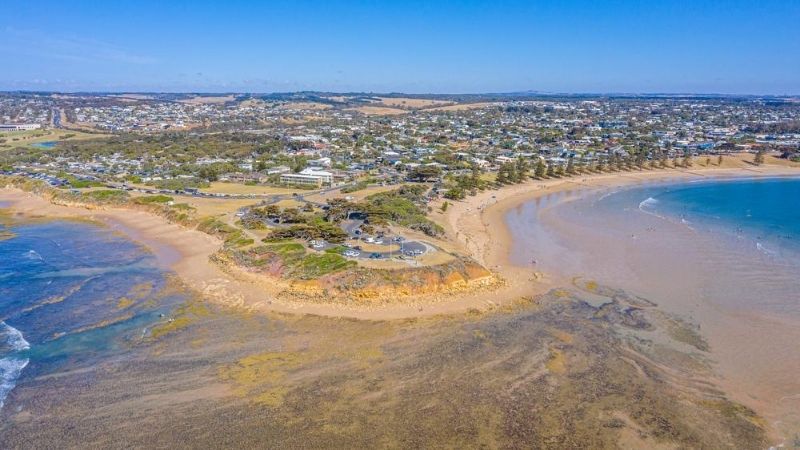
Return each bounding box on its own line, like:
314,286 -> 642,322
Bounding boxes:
637,176 -> 800,258
0,218 -> 188,410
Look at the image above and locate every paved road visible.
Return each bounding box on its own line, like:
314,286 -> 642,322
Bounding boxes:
52,108 -> 62,128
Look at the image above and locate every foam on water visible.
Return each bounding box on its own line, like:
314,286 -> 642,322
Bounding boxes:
24,250 -> 43,261
0,322 -> 30,409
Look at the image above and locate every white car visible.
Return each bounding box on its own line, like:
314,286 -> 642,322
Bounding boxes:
344,250 -> 360,257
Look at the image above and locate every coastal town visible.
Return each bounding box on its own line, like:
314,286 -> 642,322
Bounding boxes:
3,93 -> 799,185
2,92 -> 799,274
4,0 -> 800,446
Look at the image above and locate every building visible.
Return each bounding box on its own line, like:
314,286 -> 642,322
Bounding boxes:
280,168 -> 333,186
0,123 -> 42,131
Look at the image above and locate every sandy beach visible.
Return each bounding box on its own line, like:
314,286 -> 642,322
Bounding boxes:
441,164 -> 800,287
2,164 -> 798,320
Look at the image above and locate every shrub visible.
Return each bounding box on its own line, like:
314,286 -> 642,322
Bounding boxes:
135,195 -> 174,204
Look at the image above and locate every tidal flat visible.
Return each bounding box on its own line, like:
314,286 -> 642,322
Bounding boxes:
1,276 -> 768,448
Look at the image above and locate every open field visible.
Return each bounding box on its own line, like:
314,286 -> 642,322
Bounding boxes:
276,102 -> 332,111
199,182 -> 301,196
181,197 -> 262,217
426,102 -> 499,112
178,95 -> 237,105
372,97 -> 454,109
346,106 -> 409,116
303,184 -> 397,203
108,93 -> 158,101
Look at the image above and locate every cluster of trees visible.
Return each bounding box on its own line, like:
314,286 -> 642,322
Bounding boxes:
265,219 -> 349,243
495,158 -> 530,184
361,185 -> 443,236
255,184 -> 442,242
406,165 -> 442,182
443,164 -> 489,200
439,147 -> 742,205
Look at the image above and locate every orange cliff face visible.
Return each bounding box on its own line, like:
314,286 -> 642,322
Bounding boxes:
274,258 -> 498,305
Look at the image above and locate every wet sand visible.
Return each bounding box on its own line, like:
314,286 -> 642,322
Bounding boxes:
493,171 -> 800,444
0,282 -> 773,448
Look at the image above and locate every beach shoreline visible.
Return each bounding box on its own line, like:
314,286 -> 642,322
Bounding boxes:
2,164 -> 798,320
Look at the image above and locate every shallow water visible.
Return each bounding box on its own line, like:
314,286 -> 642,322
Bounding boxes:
507,176 -> 800,441
0,219 -> 189,409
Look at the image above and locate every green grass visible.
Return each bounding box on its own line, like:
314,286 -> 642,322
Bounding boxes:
82,189 -> 129,202
296,253 -> 356,278
341,181 -> 370,193
266,241 -> 306,255
134,194 -> 174,204
197,217 -> 254,248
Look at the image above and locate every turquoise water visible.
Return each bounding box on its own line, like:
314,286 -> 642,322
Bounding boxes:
637,177 -> 800,256
0,219 -> 188,409
508,175 -> 800,316
30,141 -> 56,149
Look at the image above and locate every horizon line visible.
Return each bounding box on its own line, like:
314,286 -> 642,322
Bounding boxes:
1,90 -> 799,98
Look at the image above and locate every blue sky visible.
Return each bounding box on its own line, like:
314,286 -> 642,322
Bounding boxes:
1,0 -> 798,94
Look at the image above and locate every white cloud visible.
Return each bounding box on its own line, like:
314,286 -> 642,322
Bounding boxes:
0,27 -> 156,65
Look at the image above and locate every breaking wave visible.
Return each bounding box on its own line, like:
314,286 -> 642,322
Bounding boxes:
0,321 -> 30,410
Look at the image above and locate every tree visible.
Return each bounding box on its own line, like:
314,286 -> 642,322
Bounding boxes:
754,149 -> 766,166
470,163 -> 482,188
565,157 -> 575,175
515,158 -> 530,182
495,166 -> 508,184
717,154 -> 724,166
546,163 -> 557,178
635,152 -> 646,169
596,157 -> 606,173
683,150 -> 693,168
444,187 -> 465,200
534,159 -> 547,178
496,162 -> 516,184
407,165 -> 442,182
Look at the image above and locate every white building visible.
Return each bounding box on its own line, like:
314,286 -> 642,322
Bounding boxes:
0,123 -> 42,131
280,168 -> 333,186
